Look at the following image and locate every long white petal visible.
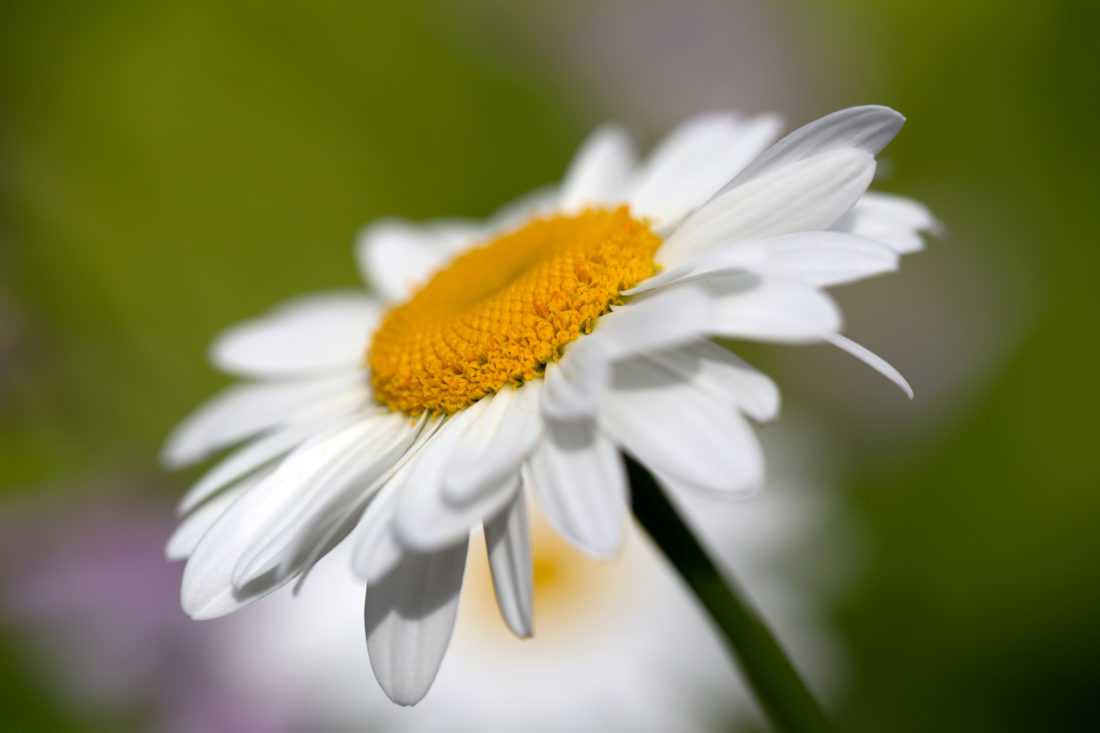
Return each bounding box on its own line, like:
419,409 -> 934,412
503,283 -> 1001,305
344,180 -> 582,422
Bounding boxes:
527,419 -> 627,559
540,342 -> 611,422
443,383 -> 543,504
210,293 -> 381,378
659,148 -> 877,268
643,339 -> 780,422
365,541 -> 468,706
180,411 -> 410,619
293,418 -> 445,594
708,277 -> 843,343
393,399 -> 523,552
628,113 -> 782,228
601,358 -> 764,497
715,105 -> 904,196
355,219 -> 483,303
637,231 -> 897,292
824,333 -> 913,398
540,287 -> 713,421
177,403 -> 369,514
161,372 -> 366,469
165,474 -> 259,561
351,494 -> 404,584
484,490 -> 534,638
832,191 -> 940,254
593,287 -> 714,360
229,411 -> 423,593
558,124 -> 636,213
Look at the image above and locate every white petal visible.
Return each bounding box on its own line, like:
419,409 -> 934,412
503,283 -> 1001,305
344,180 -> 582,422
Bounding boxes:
161,372 -> 366,469
658,148 -> 877,268
294,418 -> 445,594
540,287 -> 713,421
180,411 -> 412,619
601,358 -> 764,497
210,293 -> 381,378
750,231 -> 898,286
484,490 -> 533,638
355,219 -> 483,303
393,400 -> 523,552
833,191 -> 940,254
594,287 -> 714,360
165,474 -> 258,561
628,113 -> 782,228
527,419 -> 626,559
443,383 -> 543,504
540,342 -> 610,422
558,124 -> 636,213
708,277 -> 843,343
644,339 -> 780,422
229,411 -> 423,593
640,232 -> 898,292
824,333 -> 913,399
177,403 -> 368,514
351,494 -> 404,583
716,105 -> 905,196
365,541 -> 468,706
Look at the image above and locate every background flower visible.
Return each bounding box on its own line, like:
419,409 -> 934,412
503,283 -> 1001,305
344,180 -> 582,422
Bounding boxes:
1,1 -> 1097,732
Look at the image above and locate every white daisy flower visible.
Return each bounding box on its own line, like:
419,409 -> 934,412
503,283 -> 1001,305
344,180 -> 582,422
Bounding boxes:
164,105 -> 935,706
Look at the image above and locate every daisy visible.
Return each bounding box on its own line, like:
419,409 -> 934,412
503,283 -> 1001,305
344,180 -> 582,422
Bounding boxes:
164,105 -> 935,706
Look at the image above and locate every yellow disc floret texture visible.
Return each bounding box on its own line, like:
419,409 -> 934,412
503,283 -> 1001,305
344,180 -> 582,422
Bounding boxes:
369,206 -> 661,415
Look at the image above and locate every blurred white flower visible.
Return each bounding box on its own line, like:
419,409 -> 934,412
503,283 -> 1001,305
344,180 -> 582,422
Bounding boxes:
164,106 -> 933,704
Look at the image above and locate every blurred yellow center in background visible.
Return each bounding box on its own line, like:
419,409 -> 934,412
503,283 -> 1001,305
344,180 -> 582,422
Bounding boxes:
369,206 -> 661,414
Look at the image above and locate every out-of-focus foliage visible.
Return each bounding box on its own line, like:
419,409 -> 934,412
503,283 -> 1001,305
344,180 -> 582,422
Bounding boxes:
1,0 -> 1097,731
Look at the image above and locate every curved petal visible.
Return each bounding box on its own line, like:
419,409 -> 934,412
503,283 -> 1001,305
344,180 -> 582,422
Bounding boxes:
365,541 -> 468,706
160,372 -> 366,469
558,124 -> 636,213
643,339 -> 780,422
832,191 -> 940,254
527,419 -> 627,559
628,113 -> 782,229
484,490 -> 534,638
177,403 -> 368,514
209,293 -> 381,378
180,411 -> 414,620
714,105 -> 904,196
708,277 -> 843,343
165,473 -> 259,561
659,105 -> 906,268
393,399 -> 525,552
824,333 -> 913,398
229,411 -> 424,594
601,358 -> 764,498
540,342 -> 610,422
355,219 -> 484,303
541,287 -> 713,421
443,383 -> 543,504
658,148 -> 877,268
593,287 -> 714,360
635,232 -> 897,293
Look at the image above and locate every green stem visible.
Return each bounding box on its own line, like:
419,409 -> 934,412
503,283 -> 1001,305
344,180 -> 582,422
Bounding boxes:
626,455 -> 833,733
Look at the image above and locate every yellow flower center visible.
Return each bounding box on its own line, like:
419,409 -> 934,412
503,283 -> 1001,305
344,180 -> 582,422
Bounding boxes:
368,206 -> 661,415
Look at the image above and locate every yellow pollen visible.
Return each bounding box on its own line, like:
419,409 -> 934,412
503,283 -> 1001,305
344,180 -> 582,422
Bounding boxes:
368,206 -> 661,415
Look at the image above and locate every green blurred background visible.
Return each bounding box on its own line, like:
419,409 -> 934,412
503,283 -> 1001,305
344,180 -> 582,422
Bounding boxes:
1,0 -> 1097,731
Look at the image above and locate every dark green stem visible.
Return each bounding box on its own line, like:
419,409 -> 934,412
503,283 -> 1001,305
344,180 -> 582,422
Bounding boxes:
626,455 -> 833,733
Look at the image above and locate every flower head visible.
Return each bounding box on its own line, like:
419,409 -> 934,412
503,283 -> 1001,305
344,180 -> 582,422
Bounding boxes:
164,105 -> 935,705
